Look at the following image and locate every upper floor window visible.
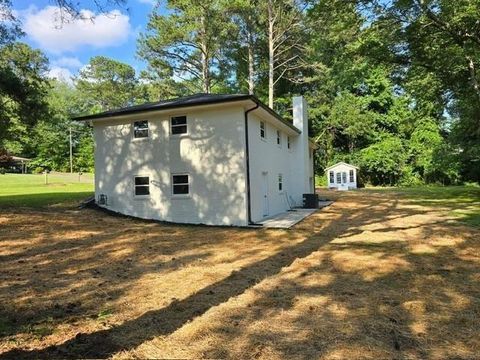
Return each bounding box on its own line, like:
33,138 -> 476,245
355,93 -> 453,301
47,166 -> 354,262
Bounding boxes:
172,174 -> 190,195
349,169 -> 354,182
276,130 -> 281,146
278,174 -> 283,192
134,176 -> 150,196
171,116 -> 187,135
260,121 -> 266,139
287,136 -> 291,149
329,171 -> 334,184
133,120 -> 149,139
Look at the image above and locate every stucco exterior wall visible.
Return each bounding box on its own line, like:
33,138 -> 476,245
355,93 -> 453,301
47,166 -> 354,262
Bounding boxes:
93,105 -> 248,226
326,163 -> 357,190
248,113 -> 306,223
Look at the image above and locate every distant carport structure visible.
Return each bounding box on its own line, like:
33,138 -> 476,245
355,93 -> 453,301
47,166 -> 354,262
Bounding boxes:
12,156 -> 31,174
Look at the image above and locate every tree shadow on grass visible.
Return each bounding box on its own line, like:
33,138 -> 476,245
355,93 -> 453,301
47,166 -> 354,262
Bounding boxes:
0,194 -> 412,359
0,192 -> 93,208
1,191 -> 477,359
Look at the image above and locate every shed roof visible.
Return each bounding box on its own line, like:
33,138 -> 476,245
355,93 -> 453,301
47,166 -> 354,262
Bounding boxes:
325,162 -> 359,171
72,93 -> 301,134
11,156 -> 31,162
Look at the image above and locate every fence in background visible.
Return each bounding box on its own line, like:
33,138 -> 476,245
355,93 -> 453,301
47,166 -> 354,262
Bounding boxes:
39,171 -> 94,184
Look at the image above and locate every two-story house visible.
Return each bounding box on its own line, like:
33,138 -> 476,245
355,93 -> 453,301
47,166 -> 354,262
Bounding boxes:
74,94 -> 315,226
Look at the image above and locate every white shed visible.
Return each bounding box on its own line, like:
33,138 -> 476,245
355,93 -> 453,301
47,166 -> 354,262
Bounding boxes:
326,162 -> 359,190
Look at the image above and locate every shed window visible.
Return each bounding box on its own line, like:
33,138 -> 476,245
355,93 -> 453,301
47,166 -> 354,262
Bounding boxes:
287,136 -> 291,149
349,169 -> 354,182
134,176 -> 150,196
329,171 -> 334,184
133,120 -> 149,138
336,172 -> 341,184
260,121 -> 266,138
342,172 -> 347,183
278,174 -> 283,192
171,116 -> 187,135
277,130 -> 281,145
172,174 -> 189,195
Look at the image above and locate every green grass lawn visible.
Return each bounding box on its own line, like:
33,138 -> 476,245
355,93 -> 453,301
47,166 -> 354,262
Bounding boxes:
361,185 -> 480,227
0,173 -> 94,208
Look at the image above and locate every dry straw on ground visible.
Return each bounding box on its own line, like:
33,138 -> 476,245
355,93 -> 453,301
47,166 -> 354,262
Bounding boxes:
0,190 -> 478,359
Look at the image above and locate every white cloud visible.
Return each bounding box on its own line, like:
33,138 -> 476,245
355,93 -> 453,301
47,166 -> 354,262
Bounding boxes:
52,56 -> 83,69
48,66 -> 73,84
22,6 -> 131,54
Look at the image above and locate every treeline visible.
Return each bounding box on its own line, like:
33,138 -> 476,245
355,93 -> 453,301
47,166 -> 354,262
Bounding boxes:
0,0 -> 479,185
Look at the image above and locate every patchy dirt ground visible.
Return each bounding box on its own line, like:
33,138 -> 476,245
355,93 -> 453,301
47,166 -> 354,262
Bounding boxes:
0,190 -> 479,359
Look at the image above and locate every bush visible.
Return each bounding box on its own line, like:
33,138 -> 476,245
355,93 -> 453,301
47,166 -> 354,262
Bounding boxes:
398,166 -> 424,187
32,166 -> 45,174
0,168 -> 6,175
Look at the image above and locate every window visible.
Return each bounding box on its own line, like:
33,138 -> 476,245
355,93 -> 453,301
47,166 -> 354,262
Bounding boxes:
336,172 -> 341,184
133,120 -> 149,138
342,172 -> 347,183
278,174 -> 283,192
329,171 -> 334,184
260,121 -> 266,139
172,174 -> 189,195
134,176 -> 150,196
276,130 -> 281,146
287,136 -> 291,149
171,116 -> 187,135
349,169 -> 354,182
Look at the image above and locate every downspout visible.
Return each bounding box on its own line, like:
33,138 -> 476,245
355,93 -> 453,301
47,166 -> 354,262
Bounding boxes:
244,102 -> 259,225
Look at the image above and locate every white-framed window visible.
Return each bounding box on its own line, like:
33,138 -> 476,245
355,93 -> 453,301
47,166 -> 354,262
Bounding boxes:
287,136 -> 291,149
342,172 -> 347,183
349,169 -> 354,182
260,121 -> 266,139
336,172 -> 341,184
134,176 -> 150,196
171,115 -> 187,135
329,171 -> 334,184
276,130 -> 281,146
172,174 -> 190,195
278,173 -> 283,192
133,120 -> 149,139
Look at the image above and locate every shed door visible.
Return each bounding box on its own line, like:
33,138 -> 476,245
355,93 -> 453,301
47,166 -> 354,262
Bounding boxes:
262,172 -> 269,217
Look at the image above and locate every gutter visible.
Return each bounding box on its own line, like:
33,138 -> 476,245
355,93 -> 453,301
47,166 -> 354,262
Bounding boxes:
244,102 -> 260,225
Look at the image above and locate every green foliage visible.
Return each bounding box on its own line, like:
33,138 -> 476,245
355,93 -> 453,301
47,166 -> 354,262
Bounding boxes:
358,136 -> 407,186
0,43 -> 50,152
75,56 -> 138,111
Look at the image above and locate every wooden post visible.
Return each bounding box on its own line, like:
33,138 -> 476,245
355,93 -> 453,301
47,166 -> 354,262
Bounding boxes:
69,127 -> 73,174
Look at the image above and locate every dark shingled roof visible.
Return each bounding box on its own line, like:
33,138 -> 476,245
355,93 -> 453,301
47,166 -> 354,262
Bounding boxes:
73,93 -> 301,133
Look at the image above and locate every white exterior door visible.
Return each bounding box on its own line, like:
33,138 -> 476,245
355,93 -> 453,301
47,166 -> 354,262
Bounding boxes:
262,172 -> 269,217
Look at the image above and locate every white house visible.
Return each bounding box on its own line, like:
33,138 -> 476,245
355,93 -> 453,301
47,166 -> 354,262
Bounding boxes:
326,162 -> 359,190
75,94 -> 316,226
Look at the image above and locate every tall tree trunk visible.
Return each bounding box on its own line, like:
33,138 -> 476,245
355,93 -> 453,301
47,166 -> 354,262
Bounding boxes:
200,15 -> 210,93
247,33 -> 255,95
267,0 -> 274,108
467,55 -> 480,100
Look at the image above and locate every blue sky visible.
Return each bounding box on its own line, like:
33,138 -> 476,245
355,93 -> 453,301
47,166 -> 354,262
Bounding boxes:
11,0 -> 158,82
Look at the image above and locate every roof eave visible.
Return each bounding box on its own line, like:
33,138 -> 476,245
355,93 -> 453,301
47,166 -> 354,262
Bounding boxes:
72,94 -> 301,134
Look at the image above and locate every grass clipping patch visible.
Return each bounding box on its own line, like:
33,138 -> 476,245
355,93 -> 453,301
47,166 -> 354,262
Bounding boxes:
0,188 -> 479,359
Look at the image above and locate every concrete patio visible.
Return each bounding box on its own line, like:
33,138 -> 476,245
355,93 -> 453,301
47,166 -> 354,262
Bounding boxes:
256,201 -> 333,228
